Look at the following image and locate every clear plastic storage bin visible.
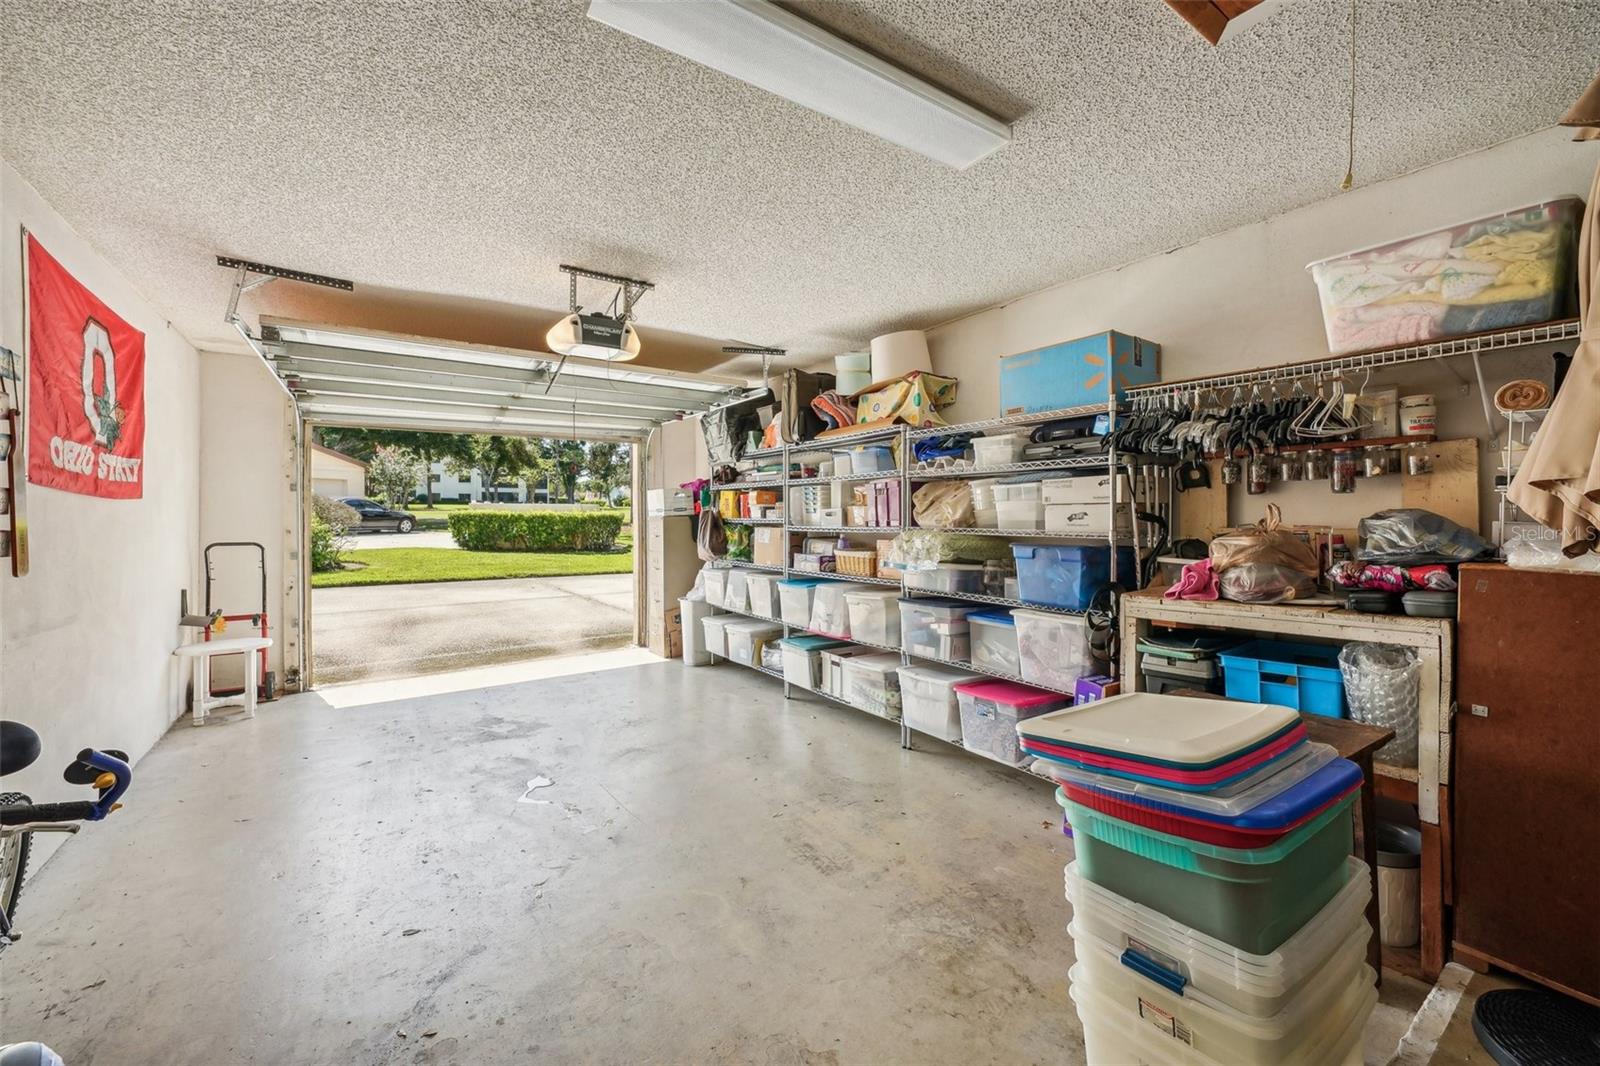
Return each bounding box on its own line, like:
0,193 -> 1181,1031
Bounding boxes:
972,434 -> 1027,469
745,572 -> 781,619
701,614 -> 739,659
898,598 -> 977,661
1307,198 -> 1582,356
836,444 -> 896,473
954,679 -> 1069,765
843,652 -> 904,719
781,635 -> 848,690
778,577 -> 828,628
843,587 -> 902,647
703,567 -> 729,608
808,581 -> 853,638
903,562 -> 986,594
723,568 -> 750,613
992,481 -> 1044,529
969,610 -> 1021,675
1014,608 -> 1094,691
1066,857 -> 1373,1018
897,663 -> 983,742
724,619 -> 783,666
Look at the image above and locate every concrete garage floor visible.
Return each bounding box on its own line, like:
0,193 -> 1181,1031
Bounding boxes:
2,658 -> 1429,1065
313,573 -> 634,683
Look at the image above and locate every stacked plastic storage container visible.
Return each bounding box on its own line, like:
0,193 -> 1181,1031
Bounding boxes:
1019,693 -> 1377,1066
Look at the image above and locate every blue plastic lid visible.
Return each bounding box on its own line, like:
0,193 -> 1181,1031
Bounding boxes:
969,609 -> 1016,626
781,635 -> 850,651
777,577 -> 829,588
1076,755 -> 1364,830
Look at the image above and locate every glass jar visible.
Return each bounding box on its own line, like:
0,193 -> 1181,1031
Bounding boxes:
1330,448 -> 1358,493
1406,442 -> 1434,476
1247,454 -> 1272,495
1277,452 -> 1304,481
1303,449 -> 1331,481
1221,458 -> 1242,485
1363,445 -> 1389,478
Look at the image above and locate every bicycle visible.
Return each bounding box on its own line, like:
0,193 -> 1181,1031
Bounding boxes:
0,720 -> 133,949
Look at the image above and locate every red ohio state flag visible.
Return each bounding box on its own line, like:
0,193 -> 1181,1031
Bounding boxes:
27,235 -> 146,499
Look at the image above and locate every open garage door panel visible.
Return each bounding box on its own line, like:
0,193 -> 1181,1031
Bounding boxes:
258,317 -> 746,440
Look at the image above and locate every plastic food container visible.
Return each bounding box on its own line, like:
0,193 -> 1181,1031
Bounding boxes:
968,610 -> 1021,675
781,634 -> 848,690
954,679 -> 1070,765
1066,856 -> 1373,1018
843,587 -> 902,647
724,619 -> 783,666
1011,544 -> 1134,611
703,567 -> 729,608
903,562 -> 985,594
1217,640 -> 1347,717
843,652 -> 904,719
745,572 -> 781,619
1307,198 -> 1582,355
1070,970 -> 1372,1066
1060,792 -> 1357,954
898,598 -> 977,661
897,663 -> 983,742
837,444 -> 896,473
808,581 -> 853,638
972,434 -> 1027,469
1014,608 -> 1094,691
778,577 -> 828,627
701,614 -> 739,658
995,498 -> 1043,530
723,568 -> 751,613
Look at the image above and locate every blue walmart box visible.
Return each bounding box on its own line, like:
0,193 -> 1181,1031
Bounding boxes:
998,331 -> 1161,416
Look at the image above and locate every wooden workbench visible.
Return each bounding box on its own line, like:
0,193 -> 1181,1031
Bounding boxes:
1120,587 -> 1453,981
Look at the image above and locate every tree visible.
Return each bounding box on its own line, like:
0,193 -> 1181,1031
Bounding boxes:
367,445 -> 426,507
584,442 -> 631,504
457,435 -> 547,502
539,439 -> 588,503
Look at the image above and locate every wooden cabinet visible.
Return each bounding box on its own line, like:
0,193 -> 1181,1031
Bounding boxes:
1453,563 -> 1600,1005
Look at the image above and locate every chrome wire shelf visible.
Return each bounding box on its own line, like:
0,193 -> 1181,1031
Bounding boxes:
710,559 -> 784,573
1123,319 -> 1582,397
907,455 -> 1107,478
787,469 -> 902,486
790,525 -> 901,536
924,527 -> 1134,541
906,403 -> 1107,440
908,588 -> 1086,615
802,572 -> 902,588
904,648 -> 1079,699
723,516 -> 783,526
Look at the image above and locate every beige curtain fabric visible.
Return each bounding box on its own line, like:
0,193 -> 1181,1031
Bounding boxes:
1507,162 -> 1600,554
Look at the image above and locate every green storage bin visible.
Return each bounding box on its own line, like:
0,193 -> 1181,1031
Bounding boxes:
1060,792 -> 1355,954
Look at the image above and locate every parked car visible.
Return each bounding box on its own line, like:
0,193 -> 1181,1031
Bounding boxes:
338,497 -> 416,533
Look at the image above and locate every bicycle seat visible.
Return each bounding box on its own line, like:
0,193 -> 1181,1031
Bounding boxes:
0,722 -> 41,777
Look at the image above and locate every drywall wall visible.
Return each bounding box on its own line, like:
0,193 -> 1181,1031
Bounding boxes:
925,126 -> 1595,531
0,159 -> 201,854
198,350 -> 295,686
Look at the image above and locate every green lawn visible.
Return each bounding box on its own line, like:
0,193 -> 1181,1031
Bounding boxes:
312,546 -> 634,588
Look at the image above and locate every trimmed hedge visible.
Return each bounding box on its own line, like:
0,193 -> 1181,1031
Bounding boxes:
447,509 -> 627,552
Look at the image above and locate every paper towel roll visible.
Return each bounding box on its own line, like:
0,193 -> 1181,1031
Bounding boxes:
870,330 -> 932,382
836,370 -> 872,395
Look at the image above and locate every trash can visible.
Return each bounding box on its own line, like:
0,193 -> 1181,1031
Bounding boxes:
1377,822 -> 1421,948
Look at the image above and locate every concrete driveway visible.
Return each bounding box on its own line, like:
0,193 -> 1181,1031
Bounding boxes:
313,573 -> 634,684
349,528 -> 457,549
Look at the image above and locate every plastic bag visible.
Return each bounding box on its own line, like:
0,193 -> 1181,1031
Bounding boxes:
1338,643 -> 1420,767
894,529 -> 1014,568
1217,562 -> 1318,603
1504,534 -> 1600,572
911,481 -> 975,529
696,509 -> 728,562
1210,504 -> 1321,578
1356,508 -> 1494,565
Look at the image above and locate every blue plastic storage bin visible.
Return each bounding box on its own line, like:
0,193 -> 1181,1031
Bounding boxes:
1216,640 -> 1347,717
1010,544 -> 1136,611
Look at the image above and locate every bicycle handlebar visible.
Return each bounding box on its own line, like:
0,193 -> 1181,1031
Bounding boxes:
1,801 -> 96,826
77,749 -> 132,820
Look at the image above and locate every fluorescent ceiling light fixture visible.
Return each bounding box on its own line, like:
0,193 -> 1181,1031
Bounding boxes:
586,0 -> 1010,169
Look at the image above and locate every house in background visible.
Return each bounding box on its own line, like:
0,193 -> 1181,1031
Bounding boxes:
418,460 -> 552,503
311,443 -> 367,498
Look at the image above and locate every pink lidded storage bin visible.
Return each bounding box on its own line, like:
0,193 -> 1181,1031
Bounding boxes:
952,679 -> 1069,766
1307,198 -> 1581,355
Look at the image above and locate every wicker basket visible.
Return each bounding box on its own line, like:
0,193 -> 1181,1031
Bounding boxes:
836,549 -> 878,577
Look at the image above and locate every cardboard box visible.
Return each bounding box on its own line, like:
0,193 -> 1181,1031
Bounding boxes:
1041,473 -> 1128,506
650,604 -> 684,659
753,527 -> 798,568
999,331 -> 1160,415
1044,504 -> 1134,537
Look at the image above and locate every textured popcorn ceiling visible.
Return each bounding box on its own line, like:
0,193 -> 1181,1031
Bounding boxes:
2,0 -> 1596,377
